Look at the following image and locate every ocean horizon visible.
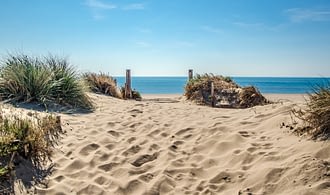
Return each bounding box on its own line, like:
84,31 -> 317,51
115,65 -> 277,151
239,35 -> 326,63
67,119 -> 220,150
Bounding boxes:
114,76 -> 330,95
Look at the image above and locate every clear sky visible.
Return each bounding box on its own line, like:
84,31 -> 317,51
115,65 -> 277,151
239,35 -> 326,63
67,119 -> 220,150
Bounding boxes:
0,0 -> 330,77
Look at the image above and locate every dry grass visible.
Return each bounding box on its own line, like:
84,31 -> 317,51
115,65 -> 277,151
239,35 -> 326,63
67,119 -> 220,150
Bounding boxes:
83,72 -> 142,100
120,87 -> 142,100
292,83 -> 330,140
239,86 -> 269,108
83,72 -> 122,98
0,106 -> 62,193
184,73 -> 268,108
185,73 -> 238,104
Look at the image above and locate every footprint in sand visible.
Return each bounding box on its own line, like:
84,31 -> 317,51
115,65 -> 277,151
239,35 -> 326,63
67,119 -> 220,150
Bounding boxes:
209,171 -> 232,184
240,121 -> 254,125
79,143 -> 100,156
138,173 -> 154,183
238,131 -> 251,138
107,130 -> 120,137
129,122 -> 142,128
175,127 -> 194,136
149,144 -> 160,151
238,188 -> 254,195
148,129 -> 161,137
131,152 -> 159,167
122,145 -> 142,156
129,109 -> 143,114
262,143 -> 273,149
105,144 -> 115,150
77,184 -> 105,195
94,176 -> 108,185
66,159 -> 85,170
98,162 -> 119,172
161,132 -> 169,137
127,137 -> 136,144
247,147 -> 258,153
107,121 -> 117,127
54,175 -> 65,182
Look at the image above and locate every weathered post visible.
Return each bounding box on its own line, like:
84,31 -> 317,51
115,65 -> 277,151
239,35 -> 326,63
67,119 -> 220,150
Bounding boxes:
211,82 -> 215,107
188,69 -> 193,80
125,69 -> 132,99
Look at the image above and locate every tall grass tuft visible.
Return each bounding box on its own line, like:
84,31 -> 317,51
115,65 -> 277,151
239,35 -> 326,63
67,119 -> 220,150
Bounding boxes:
83,72 -> 122,98
292,83 -> 330,139
0,54 -> 93,109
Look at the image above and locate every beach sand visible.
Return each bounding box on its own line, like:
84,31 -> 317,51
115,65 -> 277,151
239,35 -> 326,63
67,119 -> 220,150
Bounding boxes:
34,94 -> 329,195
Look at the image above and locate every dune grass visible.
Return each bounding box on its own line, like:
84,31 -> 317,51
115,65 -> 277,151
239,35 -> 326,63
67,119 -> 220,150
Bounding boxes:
292,83 -> 330,139
83,72 -> 122,98
120,86 -> 142,100
0,110 -> 63,193
184,73 -> 267,108
83,72 -> 142,100
185,73 -> 238,102
0,54 -> 93,109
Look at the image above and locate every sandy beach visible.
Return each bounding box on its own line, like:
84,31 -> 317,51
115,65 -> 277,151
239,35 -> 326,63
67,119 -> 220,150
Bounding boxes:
32,93 -> 330,195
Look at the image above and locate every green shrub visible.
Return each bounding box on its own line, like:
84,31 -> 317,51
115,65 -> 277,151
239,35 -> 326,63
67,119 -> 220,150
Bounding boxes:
83,72 -> 122,98
0,54 -> 93,109
132,89 -> 142,100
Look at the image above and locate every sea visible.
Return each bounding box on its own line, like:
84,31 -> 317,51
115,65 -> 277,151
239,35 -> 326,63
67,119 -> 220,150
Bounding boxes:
114,77 -> 330,95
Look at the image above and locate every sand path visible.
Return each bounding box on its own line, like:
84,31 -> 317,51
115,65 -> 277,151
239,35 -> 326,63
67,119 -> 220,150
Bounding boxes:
37,94 -> 329,195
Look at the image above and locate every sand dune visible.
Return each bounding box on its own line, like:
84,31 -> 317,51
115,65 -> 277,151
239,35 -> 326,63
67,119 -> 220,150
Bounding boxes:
34,94 -> 329,195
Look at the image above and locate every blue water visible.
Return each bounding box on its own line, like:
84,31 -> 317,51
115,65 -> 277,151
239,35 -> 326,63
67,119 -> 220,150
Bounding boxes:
115,77 -> 330,95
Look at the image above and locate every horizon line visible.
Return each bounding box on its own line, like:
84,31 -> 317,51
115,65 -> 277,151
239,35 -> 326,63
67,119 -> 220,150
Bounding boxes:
112,75 -> 330,78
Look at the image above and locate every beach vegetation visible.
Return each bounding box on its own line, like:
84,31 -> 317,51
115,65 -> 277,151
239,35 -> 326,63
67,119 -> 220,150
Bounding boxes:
0,110 -> 63,193
0,54 -> 93,110
83,72 -> 143,100
131,89 -> 142,100
184,73 -> 268,108
292,82 -> 330,140
83,72 -> 122,98
120,87 -> 142,100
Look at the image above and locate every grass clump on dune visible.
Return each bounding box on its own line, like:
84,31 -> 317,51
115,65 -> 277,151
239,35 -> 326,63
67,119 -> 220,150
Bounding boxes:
292,83 -> 330,140
83,72 -> 122,98
0,109 -> 62,193
185,74 -> 238,101
83,72 -> 142,100
185,73 -> 268,108
0,54 -> 93,110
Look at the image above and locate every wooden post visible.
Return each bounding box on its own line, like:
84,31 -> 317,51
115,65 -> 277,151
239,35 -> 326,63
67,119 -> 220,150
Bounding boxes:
188,69 -> 193,80
125,69 -> 132,99
211,82 -> 215,107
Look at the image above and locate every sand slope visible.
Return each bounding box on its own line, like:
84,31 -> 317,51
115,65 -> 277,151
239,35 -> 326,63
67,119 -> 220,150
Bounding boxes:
36,94 -> 330,195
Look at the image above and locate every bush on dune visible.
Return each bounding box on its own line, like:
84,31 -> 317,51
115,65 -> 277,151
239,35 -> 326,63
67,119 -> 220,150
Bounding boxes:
292,83 -> 330,140
83,72 -> 143,100
83,72 -> 122,98
0,110 -> 62,193
184,73 -> 268,108
0,54 -> 93,109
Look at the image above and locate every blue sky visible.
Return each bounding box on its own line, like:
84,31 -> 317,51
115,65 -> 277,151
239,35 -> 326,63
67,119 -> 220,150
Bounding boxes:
0,0 -> 330,76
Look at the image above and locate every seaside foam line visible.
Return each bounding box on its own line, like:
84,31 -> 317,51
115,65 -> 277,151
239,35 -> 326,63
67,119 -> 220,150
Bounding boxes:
30,93 -> 328,195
